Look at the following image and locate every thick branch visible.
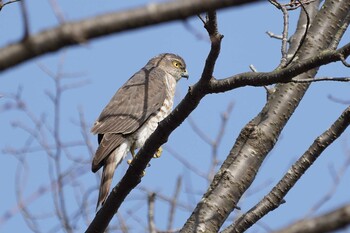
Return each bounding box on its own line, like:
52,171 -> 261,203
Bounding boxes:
0,0 -> 259,73
85,1 -> 350,232
183,1 -> 350,233
223,105 -> 350,233
273,204 -> 350,233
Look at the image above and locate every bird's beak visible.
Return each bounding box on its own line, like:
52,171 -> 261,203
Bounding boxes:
182,69 -> 189,79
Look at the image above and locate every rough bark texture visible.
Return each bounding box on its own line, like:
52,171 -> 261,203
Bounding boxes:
223,106 -> 350,233
180,1 -> 350,232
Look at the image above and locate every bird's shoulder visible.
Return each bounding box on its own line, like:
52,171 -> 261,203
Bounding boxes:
91,66 -> 168,135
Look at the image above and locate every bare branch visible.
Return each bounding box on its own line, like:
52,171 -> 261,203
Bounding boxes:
208,42 -> 350,93
222,105 -> 350,233
208,101 -> 234,181
290,76 -> 350,83
167,177 -> 182,231
328,95 -> 350,105
306,150 -> 350,216
272,204 -> 350,233
0,0 -> 259,72
85,9 -> 224,233
268,0 -> 290,67
186,1 -> 349,233
164,145 -> 208,180
269,0 -> 318,11
187,116 -> 214,145
266,31 -> 283,40
49,0 -> 66,23
138,185 -> 193,212
20,0 -> 29,39
148,193 -> 157,233
0,0 -> 20,11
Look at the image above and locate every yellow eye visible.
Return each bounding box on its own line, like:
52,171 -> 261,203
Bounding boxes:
172,60 -> 181,68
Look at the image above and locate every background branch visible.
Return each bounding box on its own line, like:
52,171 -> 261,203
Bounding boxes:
272,204 -> 350,233
0,0 -> 258,72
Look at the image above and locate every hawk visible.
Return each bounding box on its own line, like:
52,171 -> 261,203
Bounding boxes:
91,53 -> 188,209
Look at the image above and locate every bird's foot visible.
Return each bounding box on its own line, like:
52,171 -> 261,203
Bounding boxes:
153,147 -> 163,158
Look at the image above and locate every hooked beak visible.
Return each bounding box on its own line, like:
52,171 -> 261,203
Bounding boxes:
181,69 -> 189,79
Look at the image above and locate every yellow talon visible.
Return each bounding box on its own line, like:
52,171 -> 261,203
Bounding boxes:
153,147 -> 163,158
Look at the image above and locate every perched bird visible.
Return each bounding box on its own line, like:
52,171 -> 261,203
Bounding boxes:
91,53 -> 188,209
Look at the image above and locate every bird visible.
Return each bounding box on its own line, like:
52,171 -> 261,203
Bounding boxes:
91,53 -> 188,210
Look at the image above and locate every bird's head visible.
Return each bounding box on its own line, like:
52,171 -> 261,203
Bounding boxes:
148,53 -> 189,81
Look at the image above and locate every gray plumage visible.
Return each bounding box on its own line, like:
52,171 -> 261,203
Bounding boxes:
91,53 -> 188,210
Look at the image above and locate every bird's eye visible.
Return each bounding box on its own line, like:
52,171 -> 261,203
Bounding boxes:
172,60 -> 181,68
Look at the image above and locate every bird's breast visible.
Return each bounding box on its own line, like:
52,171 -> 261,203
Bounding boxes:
130,76 -> 176,150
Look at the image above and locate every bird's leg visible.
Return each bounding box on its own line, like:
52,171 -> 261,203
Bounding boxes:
127,144 -> 146,176
127,144 -> 136,164
127,145 -> 160,177
153,147 -> 163,158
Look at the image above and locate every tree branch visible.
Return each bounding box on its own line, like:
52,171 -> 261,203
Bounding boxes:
208,42 -> 350,93
85,10 -> 223,233
272,204 -> 350,233
184,1 -> 350,233
223,105 -> 350,233
85,1 -> 350,232
0,0 -> 258,72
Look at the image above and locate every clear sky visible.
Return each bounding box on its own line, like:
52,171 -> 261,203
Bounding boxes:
1,1 -> 350,232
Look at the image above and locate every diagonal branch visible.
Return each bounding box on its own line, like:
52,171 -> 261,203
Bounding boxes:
272,203 -> 350,233
85,2 -> 350,232
183,1 -> 350,233
223,105 -> 350,233
85,10 -> 223,233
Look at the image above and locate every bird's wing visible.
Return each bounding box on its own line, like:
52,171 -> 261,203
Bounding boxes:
91,133 -> 125,172
91,67 -> 167,135
91,67 -> 167,171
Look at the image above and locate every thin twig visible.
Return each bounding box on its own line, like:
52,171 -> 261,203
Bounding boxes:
290,76 -> 350,83
138,185 -> 192,212
20,0 -> 29,39
269,0 -> 290,67
187,116 -> 214,145
164,145 -> 208,180
328,95 -> 350,105
49,0 -> 65,23
148,193 -> 157,233
208,101 -> 234,181
167,176 -> 182,231
280,5 -> 289,67
340,54 -> 350,67
266,31 -> 283,40
284,0 -> 310,67
306,149 -> 350,216
0,0 -> 20,11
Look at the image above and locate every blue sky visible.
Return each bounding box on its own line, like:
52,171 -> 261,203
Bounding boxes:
1,1 -> 350,232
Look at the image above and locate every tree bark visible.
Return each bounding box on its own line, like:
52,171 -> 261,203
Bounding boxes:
180,1 -> 350,232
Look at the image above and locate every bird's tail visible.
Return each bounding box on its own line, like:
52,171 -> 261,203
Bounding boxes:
96,147 -> 127,211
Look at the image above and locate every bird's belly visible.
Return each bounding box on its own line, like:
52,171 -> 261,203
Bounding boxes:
131,98 -> 173,150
